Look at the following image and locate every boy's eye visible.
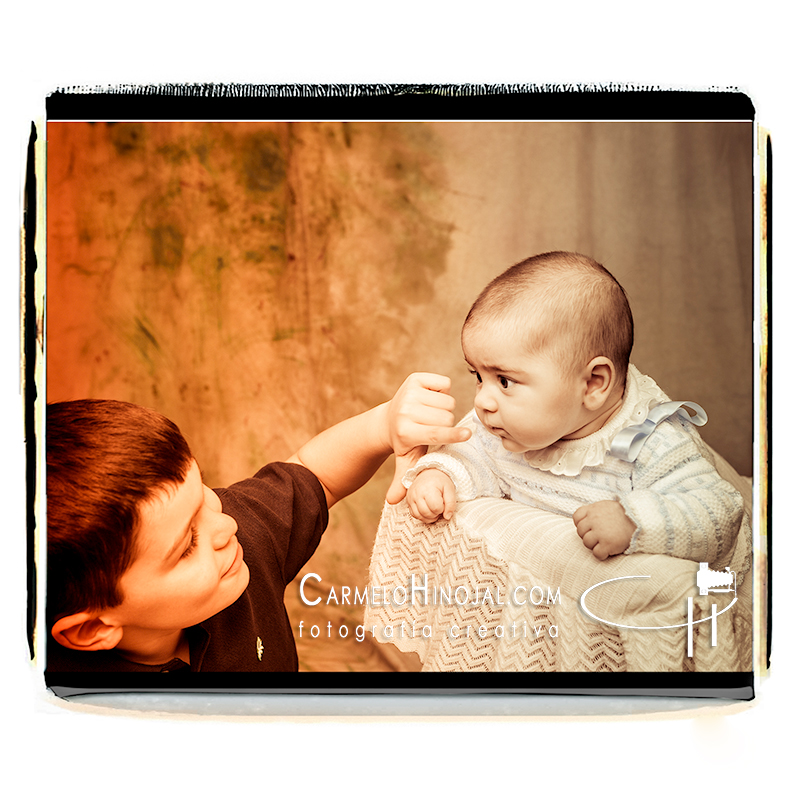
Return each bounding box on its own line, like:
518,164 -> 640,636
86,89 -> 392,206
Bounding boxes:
498,376 -> 513,389
180,526 -> 199,559
469,369 -> 482,384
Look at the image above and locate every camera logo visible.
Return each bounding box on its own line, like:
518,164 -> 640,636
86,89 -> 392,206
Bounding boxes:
696,562 -> 736,595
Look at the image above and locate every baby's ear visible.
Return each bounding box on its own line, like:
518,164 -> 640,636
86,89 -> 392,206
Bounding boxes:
583,357 -> 616,409
51,611 -> 124,652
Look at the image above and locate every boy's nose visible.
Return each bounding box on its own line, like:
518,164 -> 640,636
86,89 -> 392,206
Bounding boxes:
212,512 -> 238,549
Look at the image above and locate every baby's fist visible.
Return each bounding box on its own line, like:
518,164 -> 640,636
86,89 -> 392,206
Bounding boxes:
407,469 -> 457,524
573,500 -> 636,561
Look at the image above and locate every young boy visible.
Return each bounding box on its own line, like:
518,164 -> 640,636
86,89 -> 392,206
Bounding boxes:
404,252 -> 747,565
46,373 -> 470,673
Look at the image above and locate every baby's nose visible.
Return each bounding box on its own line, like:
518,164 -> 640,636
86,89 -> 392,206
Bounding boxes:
474,385 -> 497,412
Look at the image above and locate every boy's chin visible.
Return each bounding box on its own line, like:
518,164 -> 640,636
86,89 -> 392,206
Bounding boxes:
223,563 -> 251,608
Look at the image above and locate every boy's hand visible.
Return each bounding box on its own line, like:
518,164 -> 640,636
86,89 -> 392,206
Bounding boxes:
385,373 -> 471,504
573,500 -> 636,561
407,469 -> 457,523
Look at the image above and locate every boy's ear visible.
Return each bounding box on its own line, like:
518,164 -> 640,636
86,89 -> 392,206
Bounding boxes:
582,357 -> 616,410
51,611 -> 124,652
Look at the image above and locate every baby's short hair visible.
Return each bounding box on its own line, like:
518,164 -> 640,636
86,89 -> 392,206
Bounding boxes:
47,400 -> 193,623
463,251 -> 634,387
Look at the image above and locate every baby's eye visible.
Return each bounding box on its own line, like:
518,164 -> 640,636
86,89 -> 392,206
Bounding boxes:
469,369 -> 482,384
498,375 -> 514,389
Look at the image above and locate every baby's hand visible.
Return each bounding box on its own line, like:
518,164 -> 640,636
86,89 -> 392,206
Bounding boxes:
407,469 -> 457,523
573,500 -> 636,561
385,373 -> 471,504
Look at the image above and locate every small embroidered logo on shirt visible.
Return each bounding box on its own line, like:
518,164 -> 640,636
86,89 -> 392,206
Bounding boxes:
256,636 -> 264,661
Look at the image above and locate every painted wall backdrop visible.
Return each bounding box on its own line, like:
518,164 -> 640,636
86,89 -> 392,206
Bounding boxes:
46,120 -> 753,671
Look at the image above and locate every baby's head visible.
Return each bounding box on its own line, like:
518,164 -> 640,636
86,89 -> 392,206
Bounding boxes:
464,251 -> 633,387
461,252 -> 634,452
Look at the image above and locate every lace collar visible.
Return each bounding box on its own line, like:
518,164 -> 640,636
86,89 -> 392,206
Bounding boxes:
515,364 -> 669,476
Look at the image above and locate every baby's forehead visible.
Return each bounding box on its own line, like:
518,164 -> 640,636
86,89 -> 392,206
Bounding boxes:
462,305 -> 576,369
463,303 -> 554,343
463,317 -> 534,359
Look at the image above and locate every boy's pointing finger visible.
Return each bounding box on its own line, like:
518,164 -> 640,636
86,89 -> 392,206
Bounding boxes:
425,425 -> 472,445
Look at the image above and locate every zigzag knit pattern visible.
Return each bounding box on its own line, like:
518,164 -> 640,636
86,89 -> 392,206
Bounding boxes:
365,497 -> 753,672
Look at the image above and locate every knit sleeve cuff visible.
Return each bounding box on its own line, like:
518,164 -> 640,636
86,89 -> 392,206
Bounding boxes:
620,488 -> 717,562
402,453 -> 478,502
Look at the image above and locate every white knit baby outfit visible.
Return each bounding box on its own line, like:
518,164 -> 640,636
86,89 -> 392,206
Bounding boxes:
403,365 -> 745,567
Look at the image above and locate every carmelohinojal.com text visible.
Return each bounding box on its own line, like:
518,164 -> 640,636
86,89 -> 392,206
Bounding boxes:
297,572 -> 561,644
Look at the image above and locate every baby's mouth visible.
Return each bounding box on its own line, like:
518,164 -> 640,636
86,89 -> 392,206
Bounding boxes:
484,421 -> 507,437
477,412 -> 507,439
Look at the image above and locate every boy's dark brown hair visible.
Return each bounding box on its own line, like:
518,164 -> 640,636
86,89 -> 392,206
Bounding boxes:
46,400 -> 193,624
463,251 -> 634,389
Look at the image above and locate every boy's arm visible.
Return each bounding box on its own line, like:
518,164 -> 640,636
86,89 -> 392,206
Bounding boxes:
287,373 -> 471,508
621,419 -> 745,564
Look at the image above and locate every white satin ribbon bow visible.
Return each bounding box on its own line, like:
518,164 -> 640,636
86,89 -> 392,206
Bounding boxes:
608,401 -> 708,463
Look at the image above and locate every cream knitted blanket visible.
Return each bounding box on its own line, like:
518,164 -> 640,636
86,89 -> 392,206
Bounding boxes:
365,461 -> 752,672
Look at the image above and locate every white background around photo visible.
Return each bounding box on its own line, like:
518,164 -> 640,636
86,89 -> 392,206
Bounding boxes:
2,3 -> 795,795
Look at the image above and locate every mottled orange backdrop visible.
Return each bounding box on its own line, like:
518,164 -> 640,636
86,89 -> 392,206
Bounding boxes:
46,120 -> 753,670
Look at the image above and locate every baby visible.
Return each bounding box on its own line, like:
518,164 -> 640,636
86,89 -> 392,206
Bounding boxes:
404,251 -> 745,563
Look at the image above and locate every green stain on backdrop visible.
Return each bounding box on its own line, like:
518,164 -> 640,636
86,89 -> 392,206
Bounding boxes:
128,315 -> 162,370
108,122 -> 146,156
150,224 -> 185,271
240,131 -> 286,194
357,123 -> 454,307
273,326 -> 308,342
